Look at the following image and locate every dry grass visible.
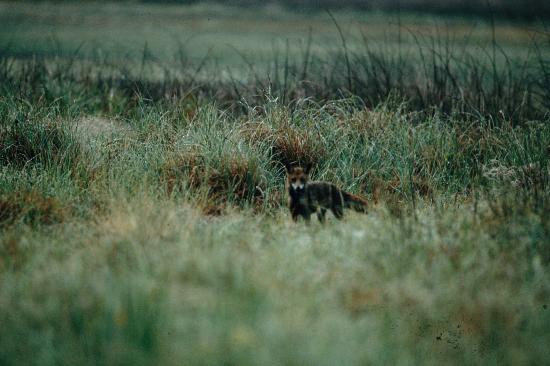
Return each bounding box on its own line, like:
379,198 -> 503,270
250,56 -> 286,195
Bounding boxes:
0,190 -> 68,227
161,149 -> 266,214
241,121 -> 327,172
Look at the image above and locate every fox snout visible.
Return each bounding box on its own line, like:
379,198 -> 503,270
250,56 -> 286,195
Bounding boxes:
290,181 -> 305,191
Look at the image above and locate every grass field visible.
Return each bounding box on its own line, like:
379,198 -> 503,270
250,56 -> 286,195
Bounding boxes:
1,2 -> 550,365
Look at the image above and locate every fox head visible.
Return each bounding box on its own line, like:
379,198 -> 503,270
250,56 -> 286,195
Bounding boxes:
286,166 -> 309,192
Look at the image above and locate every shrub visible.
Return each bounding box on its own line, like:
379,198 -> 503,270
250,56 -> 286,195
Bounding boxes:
160,149 -> 266,213
0,190 -> 68,227
0,118 -> 80,169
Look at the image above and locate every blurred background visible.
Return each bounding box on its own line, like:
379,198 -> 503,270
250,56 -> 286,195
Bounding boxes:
1,0 -> 548,117
2,0 -> 548,115
2,0 -> 548,64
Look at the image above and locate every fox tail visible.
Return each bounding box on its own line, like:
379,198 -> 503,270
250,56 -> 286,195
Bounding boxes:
342,191 -> 368,213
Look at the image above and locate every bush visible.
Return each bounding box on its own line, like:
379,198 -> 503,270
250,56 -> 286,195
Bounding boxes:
0,118 -> 80,170
0,190 -> 68,227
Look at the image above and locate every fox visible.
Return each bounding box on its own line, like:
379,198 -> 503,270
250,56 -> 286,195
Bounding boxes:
286,166 -> 368,223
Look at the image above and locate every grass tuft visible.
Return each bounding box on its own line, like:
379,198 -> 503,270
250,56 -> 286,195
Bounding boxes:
0,117 -> 81,170
0,190 -> 68,227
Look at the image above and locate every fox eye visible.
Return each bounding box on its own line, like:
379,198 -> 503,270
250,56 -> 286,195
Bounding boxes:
291,178 -> 296,183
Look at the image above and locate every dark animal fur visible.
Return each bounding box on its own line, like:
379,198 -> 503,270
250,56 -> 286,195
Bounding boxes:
286,166 -> 368,223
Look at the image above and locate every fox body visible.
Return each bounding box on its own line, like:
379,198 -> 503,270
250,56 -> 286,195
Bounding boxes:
286,167 -> 368,223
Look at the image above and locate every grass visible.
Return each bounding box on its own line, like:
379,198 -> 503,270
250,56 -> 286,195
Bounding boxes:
1,2 -> 550,365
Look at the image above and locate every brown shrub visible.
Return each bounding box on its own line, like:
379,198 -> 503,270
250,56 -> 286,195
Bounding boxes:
161,151 -> 206,195
385,174 -> 433,199
365,171 -> 433,217
272,127 -> 326,172
240,122 -> 326,172
207,157 -> 264,206
0,232 -> 27,270
160,150 -> 265,214
239,122 -> 273,144
0,198 -> 20,226
0,190 -> 68,226
202,203 -> 225,216
368,172 -> 433,202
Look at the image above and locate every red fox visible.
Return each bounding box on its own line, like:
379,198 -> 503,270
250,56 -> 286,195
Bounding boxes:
286,166 -> 368,223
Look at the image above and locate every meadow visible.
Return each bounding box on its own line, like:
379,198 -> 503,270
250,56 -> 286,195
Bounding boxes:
1,2 -> 550,365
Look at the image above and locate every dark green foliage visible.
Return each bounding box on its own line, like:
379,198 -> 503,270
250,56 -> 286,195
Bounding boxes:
0,112 -> 80,170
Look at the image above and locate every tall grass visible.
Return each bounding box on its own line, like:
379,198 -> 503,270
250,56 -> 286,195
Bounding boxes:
1,17 -> 549,366
1,24 -> 548,123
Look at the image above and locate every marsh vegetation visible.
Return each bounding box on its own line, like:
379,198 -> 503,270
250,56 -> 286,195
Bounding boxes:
1,2 -> 549,365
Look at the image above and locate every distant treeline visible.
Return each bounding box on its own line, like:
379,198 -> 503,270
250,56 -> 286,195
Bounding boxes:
138,0 -> 550,21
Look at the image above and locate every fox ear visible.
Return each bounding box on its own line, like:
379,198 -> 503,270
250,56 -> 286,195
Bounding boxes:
283,162 -> 292,174
303,162 -> 313,175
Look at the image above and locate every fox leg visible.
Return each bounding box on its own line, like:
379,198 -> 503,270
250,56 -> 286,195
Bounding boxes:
302,209 -> 312,224
290,206 -> 300,222
291,205 -> 311,223
317,208 -> 327,223
331,205 -> 344,220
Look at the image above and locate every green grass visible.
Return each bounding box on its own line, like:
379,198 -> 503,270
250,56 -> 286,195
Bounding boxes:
2,198 -> 549,365
1,2 -> 550,365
